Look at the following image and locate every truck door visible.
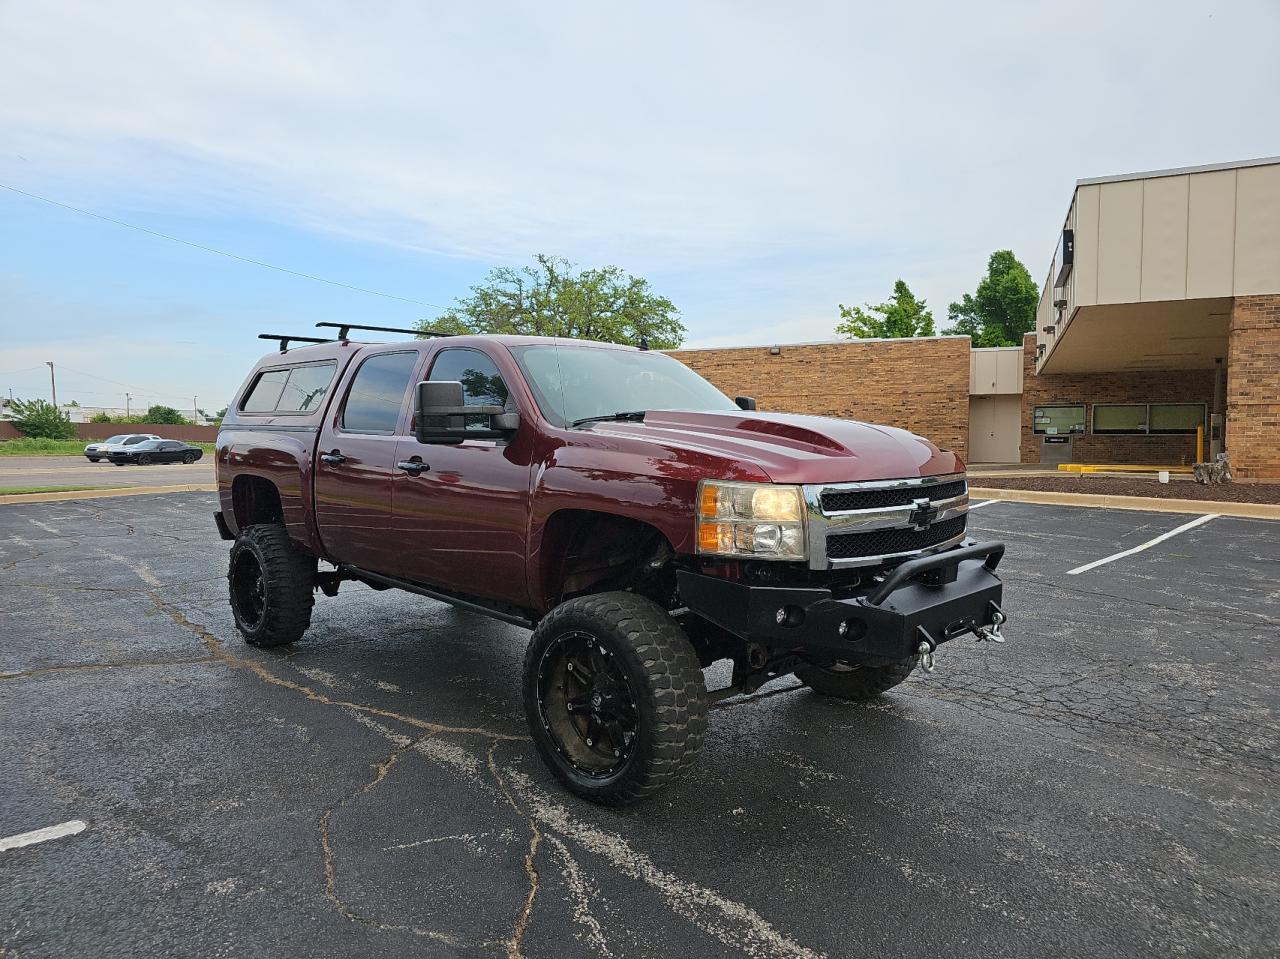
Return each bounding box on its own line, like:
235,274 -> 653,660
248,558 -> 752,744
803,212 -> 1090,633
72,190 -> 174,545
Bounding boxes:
392,345 -> 534,606
314,349 -> 421,572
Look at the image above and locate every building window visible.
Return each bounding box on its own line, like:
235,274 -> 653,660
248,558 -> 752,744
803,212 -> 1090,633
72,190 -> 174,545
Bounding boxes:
1149,403 -> 1206,435
1091,403 -> 1205,436
1033,405 -> 1086,435
1092,404 -> 1148,434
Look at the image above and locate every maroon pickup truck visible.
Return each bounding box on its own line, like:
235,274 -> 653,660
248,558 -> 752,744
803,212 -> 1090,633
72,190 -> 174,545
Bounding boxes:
215,324 -> 1007,805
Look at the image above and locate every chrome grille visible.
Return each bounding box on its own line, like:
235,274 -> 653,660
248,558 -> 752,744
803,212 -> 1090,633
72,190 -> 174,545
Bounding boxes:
826,516 -> 967,561
820,478 -> 967,513
803,473 -> 969,569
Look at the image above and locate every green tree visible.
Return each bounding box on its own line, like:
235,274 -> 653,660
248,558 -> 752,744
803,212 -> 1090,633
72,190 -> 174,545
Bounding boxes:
836,280 -> 936,339
11,398 -> 76,439
143,404 -> 189,425
418,254 -> 685,348
90,411 -> 113,423
943,250 -> 1039,347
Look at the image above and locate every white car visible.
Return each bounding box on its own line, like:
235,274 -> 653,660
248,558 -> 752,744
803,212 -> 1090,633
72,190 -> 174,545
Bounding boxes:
84,434 -> 162,462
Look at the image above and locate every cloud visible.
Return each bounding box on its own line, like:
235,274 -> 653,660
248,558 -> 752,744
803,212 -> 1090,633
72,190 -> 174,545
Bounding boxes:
1,0 -> 1278,335
0,275 -> 259,407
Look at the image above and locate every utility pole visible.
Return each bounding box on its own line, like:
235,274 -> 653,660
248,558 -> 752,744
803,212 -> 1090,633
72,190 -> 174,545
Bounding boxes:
125,392 -> 131,417
46,361 -> 56,407
193,396 -> 198,425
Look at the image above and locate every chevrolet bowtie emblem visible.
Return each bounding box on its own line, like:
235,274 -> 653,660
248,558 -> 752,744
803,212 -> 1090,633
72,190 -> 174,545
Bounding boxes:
907,497 -> 938,530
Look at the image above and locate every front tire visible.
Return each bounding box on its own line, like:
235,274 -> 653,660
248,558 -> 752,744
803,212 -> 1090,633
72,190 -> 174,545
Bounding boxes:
86,456 -> 100,462
228,524 -> 316,648
795,657 -> 919,701
523,592 -> 707,806
137,453 -> 153,465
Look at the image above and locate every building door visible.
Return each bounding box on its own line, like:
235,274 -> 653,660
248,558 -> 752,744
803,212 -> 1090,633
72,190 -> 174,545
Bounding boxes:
968,395 -> 1020,463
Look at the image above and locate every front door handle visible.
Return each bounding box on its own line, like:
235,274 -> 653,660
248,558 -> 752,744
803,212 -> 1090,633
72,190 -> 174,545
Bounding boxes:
396,459 -> 428,476
320,450 -> 346,465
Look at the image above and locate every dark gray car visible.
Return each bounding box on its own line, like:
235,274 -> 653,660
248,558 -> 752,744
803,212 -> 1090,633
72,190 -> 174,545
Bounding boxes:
106,439 -> 203,465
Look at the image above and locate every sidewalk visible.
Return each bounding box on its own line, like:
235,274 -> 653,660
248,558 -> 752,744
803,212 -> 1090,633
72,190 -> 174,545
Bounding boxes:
969,485 -> 1280,520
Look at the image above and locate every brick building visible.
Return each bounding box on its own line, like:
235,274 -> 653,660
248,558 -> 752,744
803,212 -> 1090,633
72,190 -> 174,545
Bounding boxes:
671,156 -> 1280,480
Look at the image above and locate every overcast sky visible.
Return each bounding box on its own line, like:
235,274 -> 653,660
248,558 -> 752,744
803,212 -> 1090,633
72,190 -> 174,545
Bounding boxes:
2,1 -> 1278,412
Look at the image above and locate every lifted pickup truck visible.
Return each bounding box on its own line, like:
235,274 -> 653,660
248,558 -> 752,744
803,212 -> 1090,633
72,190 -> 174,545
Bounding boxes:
216,324 -> 1007,805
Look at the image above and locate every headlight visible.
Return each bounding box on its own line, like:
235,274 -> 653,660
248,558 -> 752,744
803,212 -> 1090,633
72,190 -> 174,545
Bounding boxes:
696,480 -> 807,560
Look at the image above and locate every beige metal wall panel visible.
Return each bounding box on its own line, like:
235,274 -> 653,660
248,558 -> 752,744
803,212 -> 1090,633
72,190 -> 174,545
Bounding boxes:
1141,175 -> 1189,301
998,348 -> 1024,393
1037,281 -> 1053,337
1234,164 -> 1280,295
969,349 -> 1023,395
1097,180 -> 1144,304
1187,169 -> 1236,298
1072,184 -> 1100,307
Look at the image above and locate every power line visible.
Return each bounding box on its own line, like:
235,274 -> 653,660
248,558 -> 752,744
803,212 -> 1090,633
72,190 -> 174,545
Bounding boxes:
52,365 -> 201,405
5,364 -> 200,406
0,365 -> 48,376
0,181 -> 452,310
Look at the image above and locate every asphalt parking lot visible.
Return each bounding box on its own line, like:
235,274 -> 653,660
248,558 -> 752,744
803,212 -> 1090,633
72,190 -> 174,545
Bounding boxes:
1,493 -> 1277,958
0,456 -> 213,490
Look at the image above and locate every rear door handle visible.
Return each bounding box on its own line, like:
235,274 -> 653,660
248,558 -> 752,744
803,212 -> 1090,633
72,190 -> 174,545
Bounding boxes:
320,451 -> 346,465
396,459 -> 428,476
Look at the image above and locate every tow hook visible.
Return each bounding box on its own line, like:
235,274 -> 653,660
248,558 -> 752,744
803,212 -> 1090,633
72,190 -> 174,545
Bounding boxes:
915,627 -> 939,674
975,610 -> 1006,644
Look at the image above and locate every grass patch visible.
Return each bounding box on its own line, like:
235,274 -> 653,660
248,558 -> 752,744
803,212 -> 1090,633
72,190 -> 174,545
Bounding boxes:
0,438 -> 216,456
0,485 -> 131,495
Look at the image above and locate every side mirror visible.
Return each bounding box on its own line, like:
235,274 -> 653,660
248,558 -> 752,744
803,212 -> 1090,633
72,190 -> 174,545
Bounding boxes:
735,396 -> 757,411
415,380 -> 517,443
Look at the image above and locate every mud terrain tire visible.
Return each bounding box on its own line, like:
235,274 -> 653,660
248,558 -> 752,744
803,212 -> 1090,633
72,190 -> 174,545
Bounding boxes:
228,523 -> 316,648
795,657 -> 919,701
523,591 -> 707,806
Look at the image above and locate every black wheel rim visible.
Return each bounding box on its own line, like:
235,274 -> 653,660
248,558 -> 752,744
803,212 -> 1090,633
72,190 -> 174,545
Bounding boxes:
230,549 -> 267,629
537,630 -> 639,779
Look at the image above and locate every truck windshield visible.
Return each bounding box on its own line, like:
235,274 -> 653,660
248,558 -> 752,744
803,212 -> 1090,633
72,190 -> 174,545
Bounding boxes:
511,344 -> 738,428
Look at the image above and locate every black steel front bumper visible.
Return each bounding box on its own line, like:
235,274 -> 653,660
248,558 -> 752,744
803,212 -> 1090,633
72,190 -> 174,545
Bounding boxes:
676,540 -> 1006,665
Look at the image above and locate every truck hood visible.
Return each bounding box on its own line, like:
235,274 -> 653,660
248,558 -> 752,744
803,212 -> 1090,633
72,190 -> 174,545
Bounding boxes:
592,410 -> 962,484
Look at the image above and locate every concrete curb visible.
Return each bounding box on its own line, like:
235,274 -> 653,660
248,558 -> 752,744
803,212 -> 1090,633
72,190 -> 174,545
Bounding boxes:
0,484 -> 217,505
969,486 -> 1280,521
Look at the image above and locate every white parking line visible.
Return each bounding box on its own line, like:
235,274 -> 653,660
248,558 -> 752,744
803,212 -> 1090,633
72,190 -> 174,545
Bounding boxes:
968,499 -> 1000,509
1066,513 -> 1219,575
0,819 -> 88,852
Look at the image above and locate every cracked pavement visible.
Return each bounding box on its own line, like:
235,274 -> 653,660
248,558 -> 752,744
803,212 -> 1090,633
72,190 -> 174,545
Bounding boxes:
1,493 -> 1277,957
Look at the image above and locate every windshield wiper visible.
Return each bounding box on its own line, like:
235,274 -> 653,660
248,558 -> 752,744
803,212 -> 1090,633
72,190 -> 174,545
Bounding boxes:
569,410 -> 648,429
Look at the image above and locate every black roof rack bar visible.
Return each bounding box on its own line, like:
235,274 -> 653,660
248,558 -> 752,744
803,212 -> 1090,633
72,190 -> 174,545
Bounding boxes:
259,333 -> 334,353
315,321 -> 456,341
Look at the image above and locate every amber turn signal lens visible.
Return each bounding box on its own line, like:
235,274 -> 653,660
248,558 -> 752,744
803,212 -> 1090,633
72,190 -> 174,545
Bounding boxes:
697,521 -> 722,552
698,485 -> 719,518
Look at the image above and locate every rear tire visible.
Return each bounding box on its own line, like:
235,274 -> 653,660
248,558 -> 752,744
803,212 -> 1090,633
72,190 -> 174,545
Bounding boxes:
228,523 -> 316,648
87,457 -> 100,462
795,657 -> 919,701
523,592 -> 707,806
182,452 -> 198,464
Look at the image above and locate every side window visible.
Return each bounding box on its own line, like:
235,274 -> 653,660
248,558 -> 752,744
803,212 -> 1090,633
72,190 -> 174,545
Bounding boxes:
241,369 -> 290,412
428,348 -> 510,431
341,352 -> 419,433
163,442 -> 183,451
124,436 -> 145,445
277,362 -> 337,413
